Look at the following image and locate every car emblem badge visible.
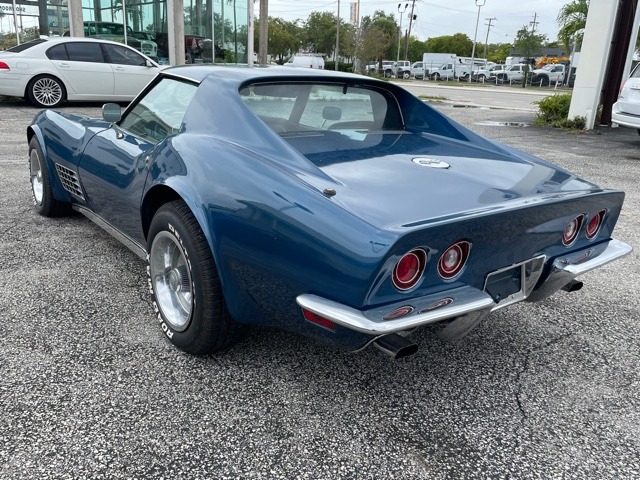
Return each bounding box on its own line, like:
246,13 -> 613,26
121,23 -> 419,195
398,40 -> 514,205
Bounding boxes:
412,157 -> 450,169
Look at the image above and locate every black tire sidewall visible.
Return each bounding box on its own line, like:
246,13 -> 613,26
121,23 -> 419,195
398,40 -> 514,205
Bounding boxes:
147,206 -> 208,351
29,137 -> 56,216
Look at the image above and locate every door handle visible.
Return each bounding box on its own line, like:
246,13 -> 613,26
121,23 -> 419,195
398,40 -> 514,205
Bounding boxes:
57,62 -> 70,68
114,66 -> 125,71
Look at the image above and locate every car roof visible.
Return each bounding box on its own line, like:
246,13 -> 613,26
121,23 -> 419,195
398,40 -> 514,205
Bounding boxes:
161,64 -> 375,85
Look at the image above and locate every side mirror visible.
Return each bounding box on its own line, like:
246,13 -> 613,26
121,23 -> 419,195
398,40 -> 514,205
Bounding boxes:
146,59 -> 154,67
102,103 -> 122,123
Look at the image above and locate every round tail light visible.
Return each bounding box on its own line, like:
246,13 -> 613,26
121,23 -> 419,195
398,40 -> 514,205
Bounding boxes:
438,241 -> 470,280
562,215 -> 584,246
586,210 -> 606,239
392,248 -> 427,291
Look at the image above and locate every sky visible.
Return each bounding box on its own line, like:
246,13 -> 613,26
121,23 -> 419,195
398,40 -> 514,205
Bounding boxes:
267,0 -> 564,44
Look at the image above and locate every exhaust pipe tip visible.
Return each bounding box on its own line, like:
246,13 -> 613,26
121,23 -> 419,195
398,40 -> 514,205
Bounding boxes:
562,280 -> 584,293
374,333 -> 418,360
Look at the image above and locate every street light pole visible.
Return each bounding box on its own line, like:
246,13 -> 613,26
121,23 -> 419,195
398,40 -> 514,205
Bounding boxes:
396,3 -> 408,63
469,0 -> 486,83
335,0 -> 340,70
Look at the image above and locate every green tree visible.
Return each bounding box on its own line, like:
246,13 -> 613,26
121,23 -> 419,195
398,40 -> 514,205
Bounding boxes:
407,36 -> 427,62
514,26 -> 547,87
339,23 -> 356,61
424,33 -> 473,57
265,17 -> 301,61
486,43 -> 511,63
360,10 -> 398,61
557,0 -> 588,51
304,11 -> 337,54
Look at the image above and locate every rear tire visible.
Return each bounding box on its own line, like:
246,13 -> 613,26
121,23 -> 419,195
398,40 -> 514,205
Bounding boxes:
28,137 -> 72,217
27,75 -> 65,108
431,72 -> 440,81
403,71 -> 411,79
147,200 -> 242,354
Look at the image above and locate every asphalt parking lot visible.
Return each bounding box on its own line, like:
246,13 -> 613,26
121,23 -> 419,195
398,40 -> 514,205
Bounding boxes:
1,94 -> 638,479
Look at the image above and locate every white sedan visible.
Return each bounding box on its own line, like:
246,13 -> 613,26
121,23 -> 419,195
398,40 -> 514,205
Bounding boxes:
0,37 -> 160,108
612,63 -> 640,135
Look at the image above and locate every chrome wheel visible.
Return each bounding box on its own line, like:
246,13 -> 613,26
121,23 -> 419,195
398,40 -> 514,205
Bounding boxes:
32,77 -> 63,107
29,147 -> 44,204
149,231 -> 193,332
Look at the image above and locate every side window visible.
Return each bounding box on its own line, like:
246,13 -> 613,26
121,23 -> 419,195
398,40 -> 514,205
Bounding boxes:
119,78 -> 197,144
65,42 -> 105,63
46,44 -> 68,61
104,44 -> 146,66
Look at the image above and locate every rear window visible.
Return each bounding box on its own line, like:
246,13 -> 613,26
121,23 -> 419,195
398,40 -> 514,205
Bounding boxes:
6,39 -> 47,53
239,83 -> 398,133
239,82 -> 413,163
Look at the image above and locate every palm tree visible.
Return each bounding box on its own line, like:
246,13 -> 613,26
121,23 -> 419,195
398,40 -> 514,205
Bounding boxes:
557,0 -> 589,51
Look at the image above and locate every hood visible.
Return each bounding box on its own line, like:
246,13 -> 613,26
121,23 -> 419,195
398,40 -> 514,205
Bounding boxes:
294,132 -> 598,230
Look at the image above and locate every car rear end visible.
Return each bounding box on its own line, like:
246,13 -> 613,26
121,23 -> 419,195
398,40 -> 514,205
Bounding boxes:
0,39 -> 48,99
612,64 -> 640,132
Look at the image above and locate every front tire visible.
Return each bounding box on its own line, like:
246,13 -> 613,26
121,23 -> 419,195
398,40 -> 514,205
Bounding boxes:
27,75 -> 65,108
28,137 -> 72,217
147,200 -> 241,354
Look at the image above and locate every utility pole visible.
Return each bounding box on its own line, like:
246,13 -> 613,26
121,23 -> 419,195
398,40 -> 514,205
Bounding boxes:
484,17 -> 496,59
403,0 -> 417,60
259,0 -> 268,66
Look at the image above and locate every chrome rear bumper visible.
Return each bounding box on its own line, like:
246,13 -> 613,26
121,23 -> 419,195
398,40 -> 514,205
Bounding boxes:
296,238 -> 632,335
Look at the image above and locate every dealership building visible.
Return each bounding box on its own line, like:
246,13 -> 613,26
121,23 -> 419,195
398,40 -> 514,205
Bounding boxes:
0,0 -> 251,66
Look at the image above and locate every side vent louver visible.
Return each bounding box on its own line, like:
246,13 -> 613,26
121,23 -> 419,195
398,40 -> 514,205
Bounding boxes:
55,164 -> 84,200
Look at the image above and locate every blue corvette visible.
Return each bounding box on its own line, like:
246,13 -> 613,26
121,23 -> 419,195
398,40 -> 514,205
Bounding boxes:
28,66 -> 632,358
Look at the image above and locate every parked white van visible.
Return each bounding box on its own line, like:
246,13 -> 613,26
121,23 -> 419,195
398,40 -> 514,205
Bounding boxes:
287,55 -> 325,69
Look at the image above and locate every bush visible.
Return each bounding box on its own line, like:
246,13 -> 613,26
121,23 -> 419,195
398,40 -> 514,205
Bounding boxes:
324,61 -> 353,73
534,93 -> 586,129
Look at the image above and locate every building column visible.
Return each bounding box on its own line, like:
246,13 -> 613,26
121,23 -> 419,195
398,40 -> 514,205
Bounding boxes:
68,0 -> 85,37
568,0 -> 619,129
167,0 -> 185,65
38,0 -> 49,36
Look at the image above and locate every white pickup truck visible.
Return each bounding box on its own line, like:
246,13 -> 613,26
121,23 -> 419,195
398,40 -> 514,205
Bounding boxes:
495,64 -> 528,83
530,64 -> 566,86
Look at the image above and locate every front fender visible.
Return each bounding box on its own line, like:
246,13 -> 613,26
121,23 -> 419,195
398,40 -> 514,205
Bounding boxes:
28,110 -> 109,204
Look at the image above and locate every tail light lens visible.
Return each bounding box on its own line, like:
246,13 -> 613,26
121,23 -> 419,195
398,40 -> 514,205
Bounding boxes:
0,62 -> 10,70
562,215 -> 584,246
392,248 -> 427,291
586,210 -> 606,239
438,241 -> 470,280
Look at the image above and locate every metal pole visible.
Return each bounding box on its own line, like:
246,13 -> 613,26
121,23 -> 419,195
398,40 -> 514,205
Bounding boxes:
469,0 -> 486,83
396,3 -> 407,63
248,0 -> 254,66
335,0 -> 340,70
404,0 -> 416,60
123,0 -> 127,46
